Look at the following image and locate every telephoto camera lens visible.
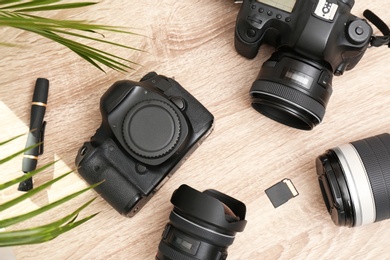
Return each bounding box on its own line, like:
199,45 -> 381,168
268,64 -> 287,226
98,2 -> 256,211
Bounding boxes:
156,185 -> 247,260
250,50 -> 333,130
316,133 -> 390,227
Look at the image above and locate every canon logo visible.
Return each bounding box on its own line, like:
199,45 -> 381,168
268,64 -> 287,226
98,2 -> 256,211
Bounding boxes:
314,0 -> 339,21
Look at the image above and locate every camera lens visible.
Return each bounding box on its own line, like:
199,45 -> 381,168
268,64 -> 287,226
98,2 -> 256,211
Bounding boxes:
156,185 -> 247,260
316,133 -> 390,227
249,50 -> 333,130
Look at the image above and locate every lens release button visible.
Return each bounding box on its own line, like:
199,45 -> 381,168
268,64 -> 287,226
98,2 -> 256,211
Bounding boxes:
170,96 -> 186,110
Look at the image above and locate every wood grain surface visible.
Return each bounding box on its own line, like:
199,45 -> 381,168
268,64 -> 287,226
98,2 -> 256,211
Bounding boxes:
1,0 -> 390,259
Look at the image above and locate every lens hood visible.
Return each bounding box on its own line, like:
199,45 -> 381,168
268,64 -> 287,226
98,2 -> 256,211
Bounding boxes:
171,185 -> 247,234
157,185 -> 247,260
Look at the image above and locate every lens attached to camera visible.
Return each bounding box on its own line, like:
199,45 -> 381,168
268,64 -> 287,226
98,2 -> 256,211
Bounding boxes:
250,50 -> 333,130
316,133 -> 390,227
156,185 -> 247,260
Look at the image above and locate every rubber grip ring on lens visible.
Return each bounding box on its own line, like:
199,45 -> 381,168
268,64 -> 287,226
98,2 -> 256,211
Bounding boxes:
334,144 -> 376,226
352,135 -> 390,222
170,211 -> 235,247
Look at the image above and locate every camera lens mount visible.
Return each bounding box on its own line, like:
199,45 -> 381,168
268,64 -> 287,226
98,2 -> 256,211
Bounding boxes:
123,99 -> 181,159
250,50 -> 333,130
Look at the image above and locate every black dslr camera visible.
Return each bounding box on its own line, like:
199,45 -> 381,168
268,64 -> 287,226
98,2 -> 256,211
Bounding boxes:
235,0 -> 373,130
75,72 -> 214,217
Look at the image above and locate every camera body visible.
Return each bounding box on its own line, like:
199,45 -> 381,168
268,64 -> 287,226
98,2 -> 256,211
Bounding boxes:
235,0 -> 372,75
234,0 -> 373,130
75,72 -> 214,217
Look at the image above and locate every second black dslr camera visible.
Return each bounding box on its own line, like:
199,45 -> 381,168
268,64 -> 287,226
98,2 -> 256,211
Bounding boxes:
75,72 -> 214,217
235,0 -> 373,130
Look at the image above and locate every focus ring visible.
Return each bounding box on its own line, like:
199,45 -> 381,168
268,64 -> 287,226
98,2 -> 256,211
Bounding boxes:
250,81 -> 325,121
170,211 -> 235,247
351,134 -> 390,222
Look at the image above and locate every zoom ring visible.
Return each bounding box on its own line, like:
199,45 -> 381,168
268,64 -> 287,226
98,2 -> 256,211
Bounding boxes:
351,134 -> 390,222
170,211 -> 235,247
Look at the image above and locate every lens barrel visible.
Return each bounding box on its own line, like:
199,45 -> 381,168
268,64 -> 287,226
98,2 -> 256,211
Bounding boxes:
316,133 -> 390,227
250,50 -> 333,130
156,185 -> 247,260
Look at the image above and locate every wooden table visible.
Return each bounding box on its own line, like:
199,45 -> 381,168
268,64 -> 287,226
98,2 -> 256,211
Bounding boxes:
1,0 -> 390,259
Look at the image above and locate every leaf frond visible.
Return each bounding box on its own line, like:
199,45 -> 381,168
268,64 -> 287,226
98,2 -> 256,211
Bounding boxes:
0,142 -> 41,165
0,133 -> 102,246
0,183 -> 102,228
0,213 -> 98,246
15,2 -> 98,12
0,161 -> 57,190
0,134 -> 24,146
0,0 -> 143,72
0,171 -> 72,211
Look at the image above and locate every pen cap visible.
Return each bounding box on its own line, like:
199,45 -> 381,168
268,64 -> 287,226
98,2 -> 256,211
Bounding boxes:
33,78 -> 49,103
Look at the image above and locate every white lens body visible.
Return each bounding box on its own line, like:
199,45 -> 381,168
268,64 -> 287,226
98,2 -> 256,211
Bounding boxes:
334,144 -> 376,226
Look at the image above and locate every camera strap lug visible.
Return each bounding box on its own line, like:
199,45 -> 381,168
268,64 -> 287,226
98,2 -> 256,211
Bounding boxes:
363,10 -> 390,48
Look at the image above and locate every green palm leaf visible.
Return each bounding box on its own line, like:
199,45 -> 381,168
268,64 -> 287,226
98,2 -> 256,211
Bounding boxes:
0,203 -> 98,246
0,142 -> 41,165
0,0 -> 142,72
0,161 -> 55,190
0,134 -> 23,146
0,135 -> 100,247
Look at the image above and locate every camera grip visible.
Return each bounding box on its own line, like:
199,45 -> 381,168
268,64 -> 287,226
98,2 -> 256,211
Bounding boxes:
76,140 -> 141,216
